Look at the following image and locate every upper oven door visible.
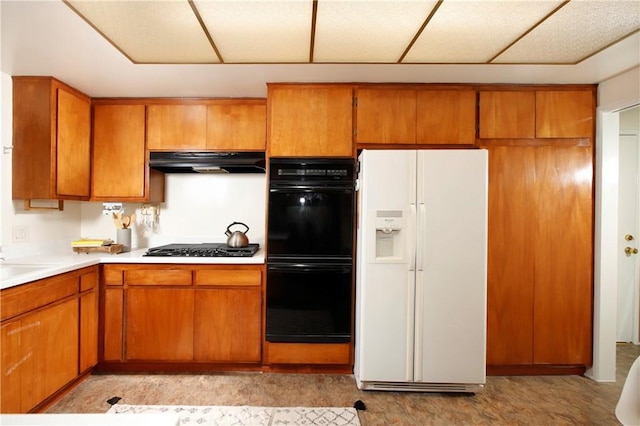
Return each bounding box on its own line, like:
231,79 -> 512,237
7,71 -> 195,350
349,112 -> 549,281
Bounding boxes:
267,186 -> 355,261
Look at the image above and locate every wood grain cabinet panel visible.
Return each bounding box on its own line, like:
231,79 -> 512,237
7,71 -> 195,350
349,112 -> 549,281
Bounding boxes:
126,288 -> 194,360
486,144 -> 593,369
532,146 -> 593,365
355,89 -> 416,144
268,85 -> 353,157
1,320 -> 23,413
535,90 -> 594,138
92,104 -> 165,202
416,90 -> 476,144
194,288 -> 261,362
207,102 -> 266,150
124,269 -> 192,286
194,269 -> 261,287
147,104 -> 207,150
12,77 -> 91,201
103,288 -> 124,362
79,290 -> 98,373
479,91 -> 535,139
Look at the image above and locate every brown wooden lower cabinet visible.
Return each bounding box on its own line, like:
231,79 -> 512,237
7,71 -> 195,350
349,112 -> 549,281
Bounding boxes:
101,264 -> 263,366
0,266 -> 98,413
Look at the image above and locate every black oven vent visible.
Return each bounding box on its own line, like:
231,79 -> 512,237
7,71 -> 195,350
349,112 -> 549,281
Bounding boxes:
149,151 -> 266,174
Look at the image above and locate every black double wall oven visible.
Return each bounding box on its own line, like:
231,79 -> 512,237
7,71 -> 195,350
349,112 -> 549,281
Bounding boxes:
266,158 -> 355,344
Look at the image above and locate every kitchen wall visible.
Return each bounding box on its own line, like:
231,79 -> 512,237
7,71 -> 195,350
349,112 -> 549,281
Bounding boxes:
79,173 -> 267,249
1,72 -> 266,254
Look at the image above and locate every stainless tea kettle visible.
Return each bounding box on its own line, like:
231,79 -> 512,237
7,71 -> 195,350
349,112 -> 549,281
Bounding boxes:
225,222 -> 250,248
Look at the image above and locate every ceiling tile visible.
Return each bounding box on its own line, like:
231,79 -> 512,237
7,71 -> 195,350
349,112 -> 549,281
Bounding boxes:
403,0 -> 565,63
313,0 -> 439,63
493,0 -> 640,64
67,0 -> 219,63
194,0 -> 313,63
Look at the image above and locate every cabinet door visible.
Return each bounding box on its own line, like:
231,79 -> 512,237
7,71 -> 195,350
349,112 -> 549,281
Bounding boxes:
126,288 -> 194,360
92,105 -> 147,200
1,320 -> 22,413
22,299 -> 78,412
268,86 -> 353,156
479,91 -> 535,139
55,87 -> 91,198
533,146 -> 593,364
356,89 -> 416,144
207,103 -> 266,150
147,105 -> 207,150
103,288 -> 124,361
486,146 -> 536,365
79,291 -> 98,373
417,90 -> 476,144
194,288 -> 261,362
535,90 -> 594,138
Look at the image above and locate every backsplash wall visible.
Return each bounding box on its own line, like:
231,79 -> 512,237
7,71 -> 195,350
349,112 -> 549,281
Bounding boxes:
80,173 -> 267,249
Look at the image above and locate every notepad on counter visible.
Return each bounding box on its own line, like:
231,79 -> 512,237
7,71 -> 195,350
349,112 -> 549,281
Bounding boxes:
71,238 -> 113,247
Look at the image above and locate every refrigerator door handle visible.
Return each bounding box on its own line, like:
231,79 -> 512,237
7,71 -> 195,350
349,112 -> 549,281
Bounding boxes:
417,203 -> 426,271
409,204 -> 417,271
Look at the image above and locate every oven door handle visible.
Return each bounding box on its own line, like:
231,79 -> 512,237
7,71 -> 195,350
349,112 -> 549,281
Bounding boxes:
269,186 -> 354,193
268,264 -> 351,273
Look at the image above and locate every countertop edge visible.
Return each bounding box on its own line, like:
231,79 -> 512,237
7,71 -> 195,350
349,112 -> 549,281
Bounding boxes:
1,249 -> 265,291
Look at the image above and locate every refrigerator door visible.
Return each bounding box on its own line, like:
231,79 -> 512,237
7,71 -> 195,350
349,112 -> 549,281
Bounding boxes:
355,150 -> 417,384
414,149 -> 488,385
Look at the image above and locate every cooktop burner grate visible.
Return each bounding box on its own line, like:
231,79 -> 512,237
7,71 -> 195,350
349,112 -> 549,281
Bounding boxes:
143,243 -> 259,257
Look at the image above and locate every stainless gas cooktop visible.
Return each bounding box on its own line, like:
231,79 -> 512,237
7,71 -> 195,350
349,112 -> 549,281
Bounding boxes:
143,243 -> 259,257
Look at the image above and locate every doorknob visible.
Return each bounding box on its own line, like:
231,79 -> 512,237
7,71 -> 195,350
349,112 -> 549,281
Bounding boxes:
625,247 -> 639,255
625,234 -> 635,241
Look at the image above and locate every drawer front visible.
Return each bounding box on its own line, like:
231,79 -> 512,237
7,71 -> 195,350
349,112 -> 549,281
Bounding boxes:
1,275 -> 77,321
103,266 -> 124,286
267,342 -> 351,365
194,269 -> 261,287
124,269 -> 192,286
80,270 -> 97,292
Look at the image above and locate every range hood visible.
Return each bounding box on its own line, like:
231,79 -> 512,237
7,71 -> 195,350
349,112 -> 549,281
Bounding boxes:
149,152 -> 266,174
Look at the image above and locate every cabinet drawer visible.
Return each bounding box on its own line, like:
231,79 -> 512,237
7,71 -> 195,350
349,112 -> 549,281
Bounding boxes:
1,276 -> 77,321
103,266 -> 124,286
194,269 -> 261,287
267,343 -> 350,365
80,271 -> 97,292
124,269 -> 192,286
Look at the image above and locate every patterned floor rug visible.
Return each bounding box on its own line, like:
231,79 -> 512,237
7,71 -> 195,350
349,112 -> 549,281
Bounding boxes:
107,404 -> 361,426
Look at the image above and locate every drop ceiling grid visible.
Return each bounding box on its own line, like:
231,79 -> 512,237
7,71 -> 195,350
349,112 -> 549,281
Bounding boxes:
67,0 -> 219,64
194,0 -> 313,63
493,0 -> 640,64
313,0 -> 439,63
403,0 -> 565,63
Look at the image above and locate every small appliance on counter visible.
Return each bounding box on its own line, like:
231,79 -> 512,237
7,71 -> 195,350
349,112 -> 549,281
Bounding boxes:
143,243 -> 259,257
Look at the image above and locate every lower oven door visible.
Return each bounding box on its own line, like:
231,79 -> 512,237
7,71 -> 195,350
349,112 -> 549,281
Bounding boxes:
266,263 -> 352,343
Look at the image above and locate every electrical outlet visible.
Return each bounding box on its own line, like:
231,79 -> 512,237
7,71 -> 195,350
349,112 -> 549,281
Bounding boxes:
12,225 -> 29,243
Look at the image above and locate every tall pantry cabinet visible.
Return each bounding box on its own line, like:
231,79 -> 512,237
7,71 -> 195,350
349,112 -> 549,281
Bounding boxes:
478,87 -> 595,373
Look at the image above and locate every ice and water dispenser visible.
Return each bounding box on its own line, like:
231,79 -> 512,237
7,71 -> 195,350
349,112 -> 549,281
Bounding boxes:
373,210 -> 405,262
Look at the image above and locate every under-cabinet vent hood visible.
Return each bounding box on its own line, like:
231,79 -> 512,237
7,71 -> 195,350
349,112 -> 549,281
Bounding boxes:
149,152 -> 266,174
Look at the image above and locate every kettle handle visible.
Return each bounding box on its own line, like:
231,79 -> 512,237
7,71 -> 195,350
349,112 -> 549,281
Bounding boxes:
225,221 -> 250,236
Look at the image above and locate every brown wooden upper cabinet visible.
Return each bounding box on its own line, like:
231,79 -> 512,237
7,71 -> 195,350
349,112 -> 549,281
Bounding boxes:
479,89 -> 594,139
147,104 -> 207,150
355,88 -> 476,145
207,101 -> 266,150
12,76 -> 91,201
267,84 -> 354,157
92,103 -> 164,202
146,101 -> 266,151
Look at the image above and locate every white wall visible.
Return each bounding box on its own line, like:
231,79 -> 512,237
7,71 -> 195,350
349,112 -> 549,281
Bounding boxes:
79,173 -> 267,249
590,66 -> 640,382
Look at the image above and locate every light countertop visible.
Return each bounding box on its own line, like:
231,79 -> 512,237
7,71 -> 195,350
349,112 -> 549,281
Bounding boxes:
0,247 -> 265,291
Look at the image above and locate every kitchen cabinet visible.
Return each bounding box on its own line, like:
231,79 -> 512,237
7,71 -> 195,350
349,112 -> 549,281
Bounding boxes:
267,84 -> 354,157
478,88 -> 594,139
147,104 -> 207,150
0,266 -> 97,413
92,103 -> 165,202
485,145 -> 593,370
207,101 -> 266,150
354,87 -> 476,145
12,76 -> 91,202
101,264 -> 263,365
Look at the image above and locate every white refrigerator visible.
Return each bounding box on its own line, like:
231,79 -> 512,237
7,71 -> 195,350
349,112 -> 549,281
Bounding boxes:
354,149 -> 488,393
